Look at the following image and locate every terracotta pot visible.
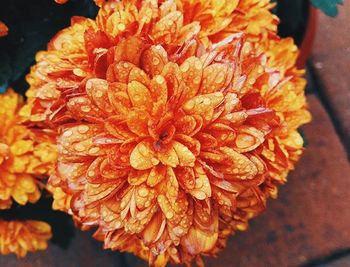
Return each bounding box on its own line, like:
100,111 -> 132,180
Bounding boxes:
297,5 -> 318,68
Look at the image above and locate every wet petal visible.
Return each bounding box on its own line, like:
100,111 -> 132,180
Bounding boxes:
187,164 -> 211,200
130,140 -> 159,170
108,82 -> 131,116
150,75 -> 168,117
127,171 -> 148,186
67,96 -> 105,122
141,212 -> 166,245
182,92 -> 224,123
142,45 -> 168,77
180,57 -> 203,100
157,144 -> 179,168
200,63 -> 234,94
181,201 -> 218,254
127,81 -> 152,111
175,167 -> 195,190
172,141 -> 195,167
86,78 -> 114,114
219,147 -> 258,180
175,115 -> 203,136
147,165 -> 167,187
234,126 -> 265,153
126,109 -> 150,137
104,116 -> 134,140
151,11 -> 183,44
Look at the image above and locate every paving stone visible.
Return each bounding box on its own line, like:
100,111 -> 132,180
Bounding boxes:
311,1 -> 350,156
319,255 -> 350,267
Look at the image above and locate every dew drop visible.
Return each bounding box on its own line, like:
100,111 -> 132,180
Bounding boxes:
89,147 -> 100,154
194,60 -> 202,70
117,23 -> 125,31
180,62 -> 190,72
203,98 -> 211,105
63,130 -> 73,137
155,75 -> 164,84
78,125 -> 89,134
95,90 -> 103,98
88,170 -> 95,177
74,143 -> 86,152
166,211 -> 174,219
152,57 -> 160,65
151,158 -> 160,165
81,106 -> 91,112
138,188 -> 149,197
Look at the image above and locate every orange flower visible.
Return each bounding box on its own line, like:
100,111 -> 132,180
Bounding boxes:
25,0 -> 311,265
0,21 -> 8,37
176,0 -> 278,45
0,220 -> 52,257
54,0 -> 105,6
0,90 -> 57,209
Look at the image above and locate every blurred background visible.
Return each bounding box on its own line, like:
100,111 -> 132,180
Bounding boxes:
0,0 -> 349,266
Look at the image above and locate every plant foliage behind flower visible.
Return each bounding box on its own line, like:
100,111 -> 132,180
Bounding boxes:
311,0 -> 343,17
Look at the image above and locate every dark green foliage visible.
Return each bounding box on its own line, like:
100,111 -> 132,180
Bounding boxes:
273,0 -> 309,45
311,0 -> 343,17
0,0 -> 97,94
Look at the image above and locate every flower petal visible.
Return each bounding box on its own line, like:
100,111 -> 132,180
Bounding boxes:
130,140 -> 159,170
86,78 -> 113,113
172,141 -> 195,167
219,147 -> 258,180
200,63 -> 234,94
127,81 -> 152,111
234,126 -> 265,153
142,45 -> 168,77
182,92 -> 224,123
186,164 -> 211,200
180,57 -> 203,100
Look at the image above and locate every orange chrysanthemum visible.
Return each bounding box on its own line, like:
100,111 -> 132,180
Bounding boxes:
0,90 -> 57,209
0,220 -> 52,257
176,0 -> 278,45
24,0 -> 311,265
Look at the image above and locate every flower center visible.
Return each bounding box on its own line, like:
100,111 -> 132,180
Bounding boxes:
153,124 -> 176,152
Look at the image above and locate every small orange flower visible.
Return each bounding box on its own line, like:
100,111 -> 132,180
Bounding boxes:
54,0 -> 105,6
0,220 -> 52,257
0,90 -> 57,209
0,21 -> 8,37
25,0 -> 311,265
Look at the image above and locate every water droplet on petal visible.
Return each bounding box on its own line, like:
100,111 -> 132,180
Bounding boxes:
63,130 -> 73,137
138,188 -> 149,197
166,211 -> 174,219
78,125 -> 89,134
81,106 -> 91,112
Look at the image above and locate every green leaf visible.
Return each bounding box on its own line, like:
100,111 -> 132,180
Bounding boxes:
311,0 -> 344,17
